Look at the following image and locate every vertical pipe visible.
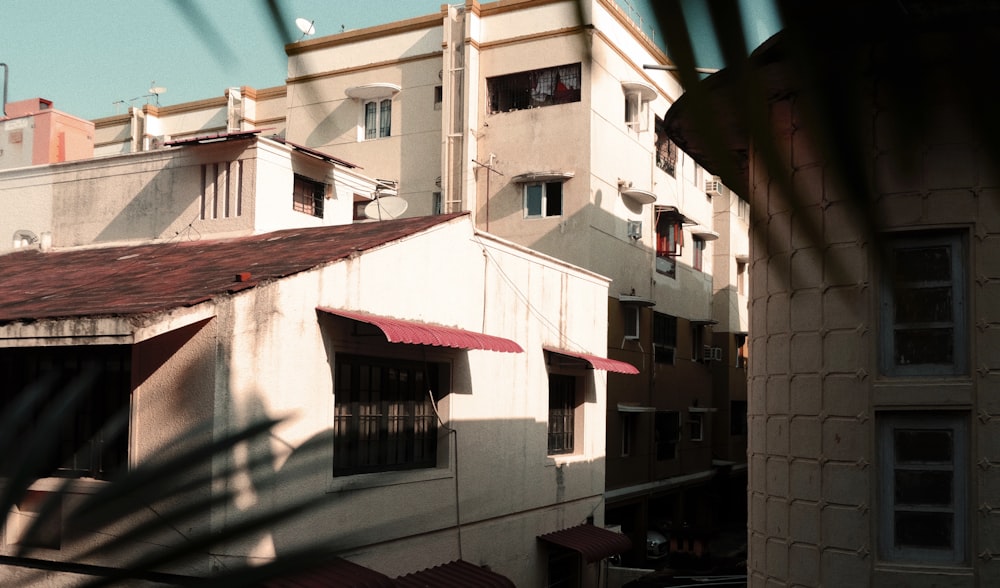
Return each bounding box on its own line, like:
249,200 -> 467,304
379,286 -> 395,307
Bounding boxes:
1,63 -> 8,117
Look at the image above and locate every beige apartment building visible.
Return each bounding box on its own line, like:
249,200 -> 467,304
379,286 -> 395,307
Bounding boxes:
76,0 -> 752,568
666,1 -> 1000,586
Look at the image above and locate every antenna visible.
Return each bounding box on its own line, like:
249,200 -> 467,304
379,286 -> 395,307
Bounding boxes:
295,18 -> 316,40
148,82 -> 166,106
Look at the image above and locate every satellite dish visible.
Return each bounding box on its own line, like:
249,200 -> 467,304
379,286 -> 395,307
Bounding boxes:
295,18 -> 316,38
364,196 -> 408,220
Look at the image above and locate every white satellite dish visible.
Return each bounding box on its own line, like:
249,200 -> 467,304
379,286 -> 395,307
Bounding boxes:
364,196 -> 408,220
295,18 -> 316,38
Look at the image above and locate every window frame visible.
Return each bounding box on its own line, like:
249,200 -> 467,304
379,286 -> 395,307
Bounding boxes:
524,181 -> 564,219
654,410 -> 680,461
362,97 -> 393,140
877,411 -> 968,565
688,412 -> 704,442
655,208 -> 684,278
879,231 -> 967,377
292,173 -> 326,218
623,305 -> 640,340
487,63 -> 582,114
653,312 -> 677,365
332,354 -> 444,477
547,373 -> 579,456
692,236 -> 706,271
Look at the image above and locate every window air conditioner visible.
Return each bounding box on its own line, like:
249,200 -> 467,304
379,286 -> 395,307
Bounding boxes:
705,178 -> 725,198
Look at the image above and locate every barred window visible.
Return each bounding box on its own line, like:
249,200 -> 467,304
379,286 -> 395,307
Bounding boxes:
547,374 -> 577,455
292,174 -> 326,218
488,63 -> 581,114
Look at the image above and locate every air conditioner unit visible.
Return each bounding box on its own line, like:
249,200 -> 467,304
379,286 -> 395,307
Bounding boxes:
705,177 -> 725,198
702,345 -> 714,362
711,346 -> 723,362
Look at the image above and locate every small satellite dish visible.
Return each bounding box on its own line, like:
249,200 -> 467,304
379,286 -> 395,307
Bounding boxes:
364,196 -> 408,220
295,18 -> 316,39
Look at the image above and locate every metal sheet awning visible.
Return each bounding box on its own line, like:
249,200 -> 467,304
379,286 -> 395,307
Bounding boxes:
544,346 -> 639,375
263,556 -> 394,588
395,560 -> 515,588
617,402 -> 656,413
538,524 -> 633,563
319,308 -> 524,353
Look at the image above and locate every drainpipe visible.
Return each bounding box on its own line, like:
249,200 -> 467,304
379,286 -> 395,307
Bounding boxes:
1,63 -> 8,117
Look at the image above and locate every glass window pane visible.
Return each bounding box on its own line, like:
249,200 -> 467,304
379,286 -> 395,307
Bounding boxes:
894,328 -> 954,365
545,182 -> 562,216
365,102 -> 377,139
526,184 -> 543,217
379,99 -> 391,137
895,511 -> 953,549
894,245 -> 951,282
895,287 -> 953,323
895,429 -> 953,462
895,470 -> 953,505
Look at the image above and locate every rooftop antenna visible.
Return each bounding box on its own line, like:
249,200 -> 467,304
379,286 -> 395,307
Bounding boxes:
148,82 -> 166,106
295,17 -> 316,40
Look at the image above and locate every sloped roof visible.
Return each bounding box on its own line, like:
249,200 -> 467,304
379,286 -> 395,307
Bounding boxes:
393,560 -> 515,588
0,214 -> 466,325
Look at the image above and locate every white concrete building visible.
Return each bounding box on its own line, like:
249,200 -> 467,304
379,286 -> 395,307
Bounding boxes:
0,210 -> 633,586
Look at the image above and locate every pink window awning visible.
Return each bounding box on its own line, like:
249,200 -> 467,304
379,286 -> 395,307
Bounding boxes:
319,307 -> 524,353
544,346 -> 639,374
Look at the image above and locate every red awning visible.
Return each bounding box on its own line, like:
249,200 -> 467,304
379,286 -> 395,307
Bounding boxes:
538,524 -> 633,563
319,308 -> 524,353
263,556 -> 394,588
544,346 -> 639,374
394,560 -> 515,587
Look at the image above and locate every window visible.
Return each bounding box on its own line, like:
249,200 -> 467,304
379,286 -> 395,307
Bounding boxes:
692,236 -> 706,271
655,208 -> 684,277
525,182 -> 563,218
691,324 -> 705,363
364,98 -> 392,139
730,401 -> 748,436
621,413 -> 635,457
546,550 -> 581,588
880,232 -> 967,376
292,174 -> 326,218
878,412 -> 968,564
688,412 -> 704,441
487,63 -> 581,114
655,117 -> 678,176
433,85 -> 443,110
333,354 -> 442,476
653,312 -> 677,364
0,346 -> 131,481
735,333 -> 749,369
548,374 -> 578,455
432,192 -> 443,215
654,411 -> 680,460
623,305 -> 640,340
736,261 -> 747,295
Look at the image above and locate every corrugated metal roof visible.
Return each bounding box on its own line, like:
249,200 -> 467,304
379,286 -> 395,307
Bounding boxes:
543,346 -> 639,374
317,308 -> 524,353
537,523 -> 633,563
0,214 -> 466,325
264,556 -> 394,588
394,560 -> 515,588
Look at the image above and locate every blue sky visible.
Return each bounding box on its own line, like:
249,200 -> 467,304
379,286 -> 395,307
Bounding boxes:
2,1 -> 780,121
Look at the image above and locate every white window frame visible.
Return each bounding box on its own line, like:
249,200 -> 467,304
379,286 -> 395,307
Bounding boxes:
877,412 -> 968,565
361,98 -> 392,140
880,232 -> 967,376
524,181 -> 563,219
623,305 -> 640,340
688,412 -> 704,442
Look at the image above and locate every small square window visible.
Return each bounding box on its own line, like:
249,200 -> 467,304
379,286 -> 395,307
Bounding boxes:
525,182 -> 563,219
293,174 -> 326,218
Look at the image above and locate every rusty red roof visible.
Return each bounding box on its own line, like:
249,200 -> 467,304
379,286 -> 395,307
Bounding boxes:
394,560 -> 515,588
264,556 -> 394,588
543,346 -> 639,375
0,214 -> 466,325
319,308 -> 524,353
537,523 -> 633,563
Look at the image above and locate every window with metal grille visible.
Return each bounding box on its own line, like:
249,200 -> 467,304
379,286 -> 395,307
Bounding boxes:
363,98 -> 392,139
653,312 -> 677,364
292,174 -> 326,218
655,208 -> 684,277
878,412 -> 967,564
547,374 -> 577,455
655,117 -> 677,176
487,63 -> 581,113
333,355 -> 442,476
0,345 -> 131,481
880,231 -> 967,376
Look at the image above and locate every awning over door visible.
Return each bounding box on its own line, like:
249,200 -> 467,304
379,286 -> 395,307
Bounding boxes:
318,308 -> 524,353
394,560 -> 515,587
538,524 -> 633,563
543,346 -> 639,374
